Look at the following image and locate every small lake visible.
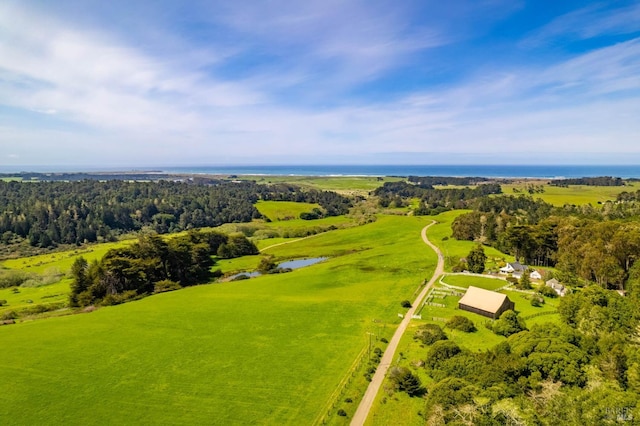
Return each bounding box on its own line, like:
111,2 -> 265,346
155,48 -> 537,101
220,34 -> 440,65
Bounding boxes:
227,257 -> 328,281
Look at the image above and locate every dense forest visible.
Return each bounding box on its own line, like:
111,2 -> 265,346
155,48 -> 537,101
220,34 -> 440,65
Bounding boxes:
550,176 -> 625,187
0,180 -> 351,251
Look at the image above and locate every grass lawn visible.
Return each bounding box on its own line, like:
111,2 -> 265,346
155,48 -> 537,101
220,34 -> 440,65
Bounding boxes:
440,274 -> 507,291
0,215 -> 437,425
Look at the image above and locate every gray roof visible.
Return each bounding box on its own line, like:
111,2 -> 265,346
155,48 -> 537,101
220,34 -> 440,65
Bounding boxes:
458,286 -> 511,314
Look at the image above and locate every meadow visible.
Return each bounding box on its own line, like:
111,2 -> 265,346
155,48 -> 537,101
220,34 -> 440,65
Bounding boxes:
255,200 -> 320,221
501,181 -> 636,206
0,215 -> 438,425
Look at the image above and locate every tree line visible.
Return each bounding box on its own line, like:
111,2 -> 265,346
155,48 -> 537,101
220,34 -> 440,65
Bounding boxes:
374,181 -> 502,215
0,180 -> 351,250
549,176 -> 625,187
451,195 -> 640,289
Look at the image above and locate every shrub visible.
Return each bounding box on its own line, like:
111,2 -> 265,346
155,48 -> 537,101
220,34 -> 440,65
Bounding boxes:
1,310 -> 18,320
337,409 -> 347,417
344,398 -> 353,403
506,276 -> 518,284
414,323 -> 448,345
0,299 -> 6,306
400,300 -> 412,308
154,280 -> 182,293
446,316 -> 476,332
380,337 -> 388,343
530,294 -> 544,307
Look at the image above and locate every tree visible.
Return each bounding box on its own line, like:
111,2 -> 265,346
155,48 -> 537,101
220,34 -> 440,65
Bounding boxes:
69,257 -> 90,307
518,269 -> 531,290
446,316 -> 476,332
466,245 -> 486,273
491,310 -> 527,337
388,366 -> 425,396
414,323 -> 448,345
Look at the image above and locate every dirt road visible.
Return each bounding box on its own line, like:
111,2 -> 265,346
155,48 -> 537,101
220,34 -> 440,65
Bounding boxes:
350,221 -> 444,425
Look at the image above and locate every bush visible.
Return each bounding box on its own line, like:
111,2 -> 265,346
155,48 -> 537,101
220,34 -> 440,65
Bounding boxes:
344,398 -> 353,403
400,300 -> 412,308
530,294 -> 544,307
1,310 -> 18,320
0,299 -> 6,306
154,280 -> 182,293
414,323 -> 448,345
446,315 -> 476,332
337,409 -> 347,417
380,337 -> 388,343
506,276 -> 518,284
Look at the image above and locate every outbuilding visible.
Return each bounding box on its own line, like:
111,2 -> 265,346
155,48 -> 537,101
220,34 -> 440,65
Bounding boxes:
458,286 -> 515,319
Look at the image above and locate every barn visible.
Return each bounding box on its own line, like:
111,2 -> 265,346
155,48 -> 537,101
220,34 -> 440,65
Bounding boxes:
458,286 -> 515,319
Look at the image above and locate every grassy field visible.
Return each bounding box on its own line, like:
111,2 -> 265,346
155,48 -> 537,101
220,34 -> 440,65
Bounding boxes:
0,215 -> 438,425
255,200 -> 321,221
501,181 -> 636,206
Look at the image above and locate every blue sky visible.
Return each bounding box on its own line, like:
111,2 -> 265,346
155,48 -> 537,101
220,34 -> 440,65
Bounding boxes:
1,0 -> 640,167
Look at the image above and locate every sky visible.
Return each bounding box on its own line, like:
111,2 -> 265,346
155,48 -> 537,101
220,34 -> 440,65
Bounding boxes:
1,0 -> 640,168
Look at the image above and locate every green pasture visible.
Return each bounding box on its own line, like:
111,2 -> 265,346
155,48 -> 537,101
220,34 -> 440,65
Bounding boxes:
0,215 -> 438,425
2,240 -> 135,275
0,279 -> 70,316
501,181 -> 636,206
255,200 -> 321,221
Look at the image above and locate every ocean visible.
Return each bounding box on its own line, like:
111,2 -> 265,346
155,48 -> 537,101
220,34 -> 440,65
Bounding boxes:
3,164 -> 640,178
161,164 -> 640,179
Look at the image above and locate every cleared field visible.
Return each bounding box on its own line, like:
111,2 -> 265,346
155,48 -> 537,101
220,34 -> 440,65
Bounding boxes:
0,215 -> 437,425
501,181 -> 636,206
255,200 -> 321,221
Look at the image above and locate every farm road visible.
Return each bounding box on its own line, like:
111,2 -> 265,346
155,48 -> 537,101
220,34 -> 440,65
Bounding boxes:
350,221 -> 444,426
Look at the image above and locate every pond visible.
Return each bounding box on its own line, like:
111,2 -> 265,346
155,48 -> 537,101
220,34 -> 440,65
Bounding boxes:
227,257 -> 328,281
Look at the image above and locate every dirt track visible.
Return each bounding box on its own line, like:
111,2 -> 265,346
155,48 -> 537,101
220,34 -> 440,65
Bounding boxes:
350,221 -> 444,425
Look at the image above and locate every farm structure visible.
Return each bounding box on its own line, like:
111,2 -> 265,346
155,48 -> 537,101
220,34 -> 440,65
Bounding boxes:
458,286 -> 515,319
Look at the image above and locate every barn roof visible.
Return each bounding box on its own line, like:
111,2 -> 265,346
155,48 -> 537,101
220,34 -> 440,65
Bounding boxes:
458,286 -> 511,314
